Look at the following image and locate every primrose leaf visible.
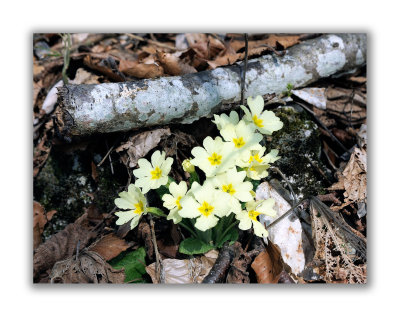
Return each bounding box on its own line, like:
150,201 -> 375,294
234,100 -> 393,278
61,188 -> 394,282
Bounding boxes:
216,227 -> 239,248
179,238 -> 215,255
108,247 -> 147,283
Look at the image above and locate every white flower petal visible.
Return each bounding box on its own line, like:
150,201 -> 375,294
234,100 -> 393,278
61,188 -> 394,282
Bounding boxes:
252,220 -> 269,238
179,196 -> 201,218
130,214 -> 141,229
195,214 -> 218,231
247,95 -> 264,116
115,210 -> 135,225
162,194 -> 177,210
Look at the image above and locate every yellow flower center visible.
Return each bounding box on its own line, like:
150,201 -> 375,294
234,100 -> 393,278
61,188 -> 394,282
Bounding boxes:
150,166 -> 162,179
249,153 -> 263,163
198,201 -> 214,217
248,210 -> 261,221
176,196 -> 182,210
252,115 -> 264,128
208,152 -> 222,166
222,184 -> 236,195
133,201 -> 144,214
233,137 -> 245,148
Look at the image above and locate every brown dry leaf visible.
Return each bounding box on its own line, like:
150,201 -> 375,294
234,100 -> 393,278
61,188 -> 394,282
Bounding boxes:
70,68 -> 100,84
88,233 -> 131,261
33,201 -> 56,249
226,242 -> 252,283
329,147 -> 367,205
310,198 -> 367,283
83,54 -> 125,82
50,250 -> 125,284
146,250 -> 219,284
33,80 -> 43,108
115,128 -> 171,168
119,59 -> 164,79
33,211 -> 98,279
156,51 -> 197,76
251,241 -> 284,284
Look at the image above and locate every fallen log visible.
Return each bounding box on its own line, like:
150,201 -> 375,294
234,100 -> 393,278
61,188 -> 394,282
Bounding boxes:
58,34 -> 366,135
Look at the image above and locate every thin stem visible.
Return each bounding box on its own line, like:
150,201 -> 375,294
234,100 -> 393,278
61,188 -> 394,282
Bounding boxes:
216,219 -> 239,246
179,220 -> 199,239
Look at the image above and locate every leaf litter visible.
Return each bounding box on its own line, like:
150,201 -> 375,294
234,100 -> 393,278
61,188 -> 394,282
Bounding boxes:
33,33 -> 367,284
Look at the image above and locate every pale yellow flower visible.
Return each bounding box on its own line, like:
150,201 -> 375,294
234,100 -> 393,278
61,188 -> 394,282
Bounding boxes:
209,168 -> 253,213
237,147 -> 280,180
191,136 -> 235,177
213,111 -> 239,130
114,184 -> 147,230
219,120 -> 262,162
133,150 -> 173,194
162,181 -> 188,224
235,199 -> 277,238
179,181 -> 231,231
241,95 -> 283,135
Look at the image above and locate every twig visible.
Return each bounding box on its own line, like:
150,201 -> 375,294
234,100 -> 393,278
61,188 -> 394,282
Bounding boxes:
265,199 -> 306,231
294,100 -> 349,153
240,33 -> 249,108
270,167 -> 297,203
61,33 -> 71,85
97,144 -> 115,167
149,216 -> 163,283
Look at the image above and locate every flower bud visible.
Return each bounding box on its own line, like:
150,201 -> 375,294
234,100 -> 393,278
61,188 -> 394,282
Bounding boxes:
182,159 -> 195,173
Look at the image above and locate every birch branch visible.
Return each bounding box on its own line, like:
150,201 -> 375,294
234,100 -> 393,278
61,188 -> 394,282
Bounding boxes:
59,34 -> 366,135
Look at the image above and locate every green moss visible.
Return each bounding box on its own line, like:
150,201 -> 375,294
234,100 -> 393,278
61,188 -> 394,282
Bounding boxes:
265,105 -> 331,198
34,148 -> 122,238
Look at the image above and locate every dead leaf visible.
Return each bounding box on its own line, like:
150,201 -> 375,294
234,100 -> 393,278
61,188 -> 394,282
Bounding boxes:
115,128 -> 171,168
292,88 -> 326,109
33,211 -> 97,279
251,241 -> 284,284
146,250 -> 218,284
119,59 -> 164,79
156,51 -> 196,76
33,201 -> 56,249
226,242 -> 252,283
70,68 -> 100,84
88,233 -> 131,261
310,198 -> 367,283
329,147 -> 367,205
50,250 -> 125,283
84,54 -> 125,82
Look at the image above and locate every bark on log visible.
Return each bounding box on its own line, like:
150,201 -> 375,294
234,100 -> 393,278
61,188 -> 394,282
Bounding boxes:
59,34 -> 366,135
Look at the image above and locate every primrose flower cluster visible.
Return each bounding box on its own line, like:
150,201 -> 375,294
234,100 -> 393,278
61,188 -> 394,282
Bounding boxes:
114,95 -> 283,239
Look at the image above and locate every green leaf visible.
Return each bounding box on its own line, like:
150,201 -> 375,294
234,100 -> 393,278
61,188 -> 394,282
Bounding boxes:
147,207 -> 166,217
216,227 -> 239,248
108,247 -> 147,283
179,238 -> 215,255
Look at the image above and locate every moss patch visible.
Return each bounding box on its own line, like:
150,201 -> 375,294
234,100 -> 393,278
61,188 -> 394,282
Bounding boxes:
266,105 -> 331,198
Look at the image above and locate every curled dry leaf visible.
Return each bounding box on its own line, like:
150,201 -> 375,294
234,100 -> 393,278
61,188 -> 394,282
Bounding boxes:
226,242 -> 252,284
88,233 -> 132,261
33,211 -> 98,279
310,197 -> 367,283
115,128 -> 171,168
33,201 -> 57,249
119,59 -> 164,79
50,250 -> 125,283
329,147 -> 367,205
146,250 -> 218,284
251,241 -> 284,284
156,51 -> 196,76
70,68 -> 100,85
